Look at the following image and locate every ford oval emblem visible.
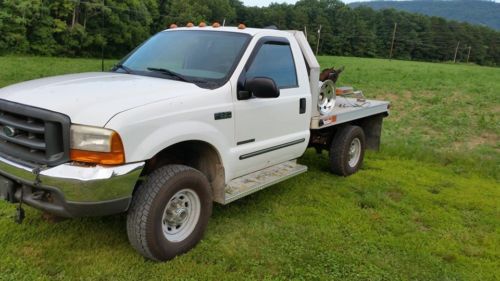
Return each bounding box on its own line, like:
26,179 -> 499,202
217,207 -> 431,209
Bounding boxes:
3,126 -> 17,137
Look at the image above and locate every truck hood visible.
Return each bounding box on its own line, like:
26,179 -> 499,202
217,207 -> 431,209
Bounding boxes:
0,72 -> 205,126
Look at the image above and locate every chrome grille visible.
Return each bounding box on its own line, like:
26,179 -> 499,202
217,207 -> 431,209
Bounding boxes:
0,99 -> 70,167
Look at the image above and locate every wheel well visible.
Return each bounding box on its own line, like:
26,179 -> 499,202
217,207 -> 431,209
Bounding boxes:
139,141 -> 225,202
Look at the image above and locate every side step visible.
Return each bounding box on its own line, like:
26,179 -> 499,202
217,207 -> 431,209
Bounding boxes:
224,160 -> 307,204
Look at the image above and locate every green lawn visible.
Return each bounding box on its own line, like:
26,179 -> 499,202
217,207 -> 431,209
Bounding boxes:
0,56 -> 498,280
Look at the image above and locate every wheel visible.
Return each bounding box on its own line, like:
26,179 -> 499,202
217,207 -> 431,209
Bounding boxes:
127,164 -> 212,261
329,125 -> 366,176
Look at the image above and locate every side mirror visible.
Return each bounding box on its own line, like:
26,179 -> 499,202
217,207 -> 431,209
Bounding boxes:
238,77 -> 280,99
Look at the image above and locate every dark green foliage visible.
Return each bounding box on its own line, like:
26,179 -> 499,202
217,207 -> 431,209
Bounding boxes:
0,0 -> 499,65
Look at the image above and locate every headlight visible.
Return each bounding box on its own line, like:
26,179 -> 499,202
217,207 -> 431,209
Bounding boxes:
70,125 -> 125,165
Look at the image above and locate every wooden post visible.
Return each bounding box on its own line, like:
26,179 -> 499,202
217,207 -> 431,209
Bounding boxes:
466,46 -> 471,63
101,0 -> 105,72
315,25 -> 322,56
389,22 -> 397,60
453,41 -> 460,63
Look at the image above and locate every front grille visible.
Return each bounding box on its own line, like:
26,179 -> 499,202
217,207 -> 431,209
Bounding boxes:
0,99 -> 70,167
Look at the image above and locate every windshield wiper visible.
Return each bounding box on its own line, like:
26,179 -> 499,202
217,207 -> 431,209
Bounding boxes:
113,64 -> 133,74
147,67 -> 191,83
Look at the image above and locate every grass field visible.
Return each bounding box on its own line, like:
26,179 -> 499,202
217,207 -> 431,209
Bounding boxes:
0,56 -> 498,280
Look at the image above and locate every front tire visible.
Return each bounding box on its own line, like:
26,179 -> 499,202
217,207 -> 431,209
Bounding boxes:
329,125 -> 366,176
127,165 -> 212,261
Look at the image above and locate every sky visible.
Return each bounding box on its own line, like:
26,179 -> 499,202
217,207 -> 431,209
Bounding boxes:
242,0 -> 500,7
243,0 -> 357,5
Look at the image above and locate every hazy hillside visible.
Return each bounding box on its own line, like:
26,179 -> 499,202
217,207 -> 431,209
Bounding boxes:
350,0 -> 500,30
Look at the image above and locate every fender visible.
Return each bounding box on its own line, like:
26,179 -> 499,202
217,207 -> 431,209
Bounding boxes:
129,120 -> 229,166
104,84 -> 236,181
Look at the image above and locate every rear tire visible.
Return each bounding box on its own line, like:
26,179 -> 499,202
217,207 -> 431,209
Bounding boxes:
127,165 -> 212,261
329,125 -> 366,176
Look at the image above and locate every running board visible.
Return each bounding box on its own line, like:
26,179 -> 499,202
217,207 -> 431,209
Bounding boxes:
224,160 -> 307,204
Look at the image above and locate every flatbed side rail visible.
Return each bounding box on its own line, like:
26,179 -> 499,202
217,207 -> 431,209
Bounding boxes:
310,98 -> 390,130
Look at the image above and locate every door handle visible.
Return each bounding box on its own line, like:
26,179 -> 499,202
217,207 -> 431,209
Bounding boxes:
299,98 -> 306,114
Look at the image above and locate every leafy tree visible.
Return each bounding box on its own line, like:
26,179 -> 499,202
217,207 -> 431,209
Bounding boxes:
0,0 -> 498,66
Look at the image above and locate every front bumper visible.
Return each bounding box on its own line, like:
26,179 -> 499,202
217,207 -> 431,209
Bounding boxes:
0,156 -> 144,217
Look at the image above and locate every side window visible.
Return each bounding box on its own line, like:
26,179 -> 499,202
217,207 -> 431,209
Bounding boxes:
246,43 -> 298,89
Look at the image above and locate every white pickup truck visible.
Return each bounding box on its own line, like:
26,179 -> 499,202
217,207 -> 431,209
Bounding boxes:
0,26 -> 389,261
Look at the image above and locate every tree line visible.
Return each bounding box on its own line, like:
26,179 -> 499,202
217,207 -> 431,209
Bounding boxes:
0,0 -> 498,66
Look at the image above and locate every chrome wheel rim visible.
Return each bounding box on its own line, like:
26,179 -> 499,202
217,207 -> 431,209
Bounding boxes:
348,138 -> 361,168
318,80 -> 336,115
161,189 -> 201,242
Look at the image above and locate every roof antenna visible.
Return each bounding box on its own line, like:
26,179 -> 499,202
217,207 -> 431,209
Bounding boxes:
100,0 -> 105,72
222,18 -> 226,27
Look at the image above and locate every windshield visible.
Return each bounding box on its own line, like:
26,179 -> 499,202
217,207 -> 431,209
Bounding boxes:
117,30 -> 250,88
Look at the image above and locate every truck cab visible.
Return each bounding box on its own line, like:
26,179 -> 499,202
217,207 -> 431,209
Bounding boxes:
0,26 -> 388,261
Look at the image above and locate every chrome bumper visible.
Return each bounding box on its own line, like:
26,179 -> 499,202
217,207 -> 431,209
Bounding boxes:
0,156 -> 144,217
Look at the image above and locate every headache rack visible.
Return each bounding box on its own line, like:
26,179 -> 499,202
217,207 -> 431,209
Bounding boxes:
0,99 -> 71,167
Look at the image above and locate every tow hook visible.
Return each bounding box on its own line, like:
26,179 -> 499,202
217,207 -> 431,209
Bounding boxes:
13,166 -> 44,224
14,205 -> 25,224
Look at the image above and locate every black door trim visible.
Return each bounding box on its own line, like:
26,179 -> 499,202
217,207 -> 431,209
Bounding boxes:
237,139 -> 255,146
239,138 -> 305,160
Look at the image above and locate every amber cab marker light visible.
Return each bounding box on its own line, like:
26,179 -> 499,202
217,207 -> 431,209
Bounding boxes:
186,22 -> 194,27
169,23 -> 178,29
71,132 -> 125,166
212,22 -> 221,28
199,21 -> 207,27
238,23 -> 246,29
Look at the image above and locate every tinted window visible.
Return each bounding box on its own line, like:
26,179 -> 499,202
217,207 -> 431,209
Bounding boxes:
122,31 -> 249,81
246,43 -> 298,88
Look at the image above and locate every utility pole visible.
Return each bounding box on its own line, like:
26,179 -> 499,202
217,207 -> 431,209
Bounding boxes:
453,41 -> 460,63
101,0 -> 105,72
389,22 -> 397,60
315,25 -> 322,56
466,46 -> 471,63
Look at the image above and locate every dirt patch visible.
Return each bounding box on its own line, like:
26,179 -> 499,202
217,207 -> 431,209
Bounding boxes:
493,104 -> 500,114
379,91 -> 417,121
386,189 -> 405,202
452,132 -> 499,150
467,132 -> 498,147
380,91 -> 412,102
20,245 -> 42,258
412,214 -> 430,232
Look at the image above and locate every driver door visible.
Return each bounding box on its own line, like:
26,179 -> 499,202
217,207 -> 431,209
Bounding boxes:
231,36 -> 310,177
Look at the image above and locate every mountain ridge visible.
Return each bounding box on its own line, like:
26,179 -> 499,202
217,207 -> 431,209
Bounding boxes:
349,0 -> 500,30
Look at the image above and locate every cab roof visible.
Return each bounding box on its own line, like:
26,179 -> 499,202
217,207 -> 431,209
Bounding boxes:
163,26 -> 293,37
